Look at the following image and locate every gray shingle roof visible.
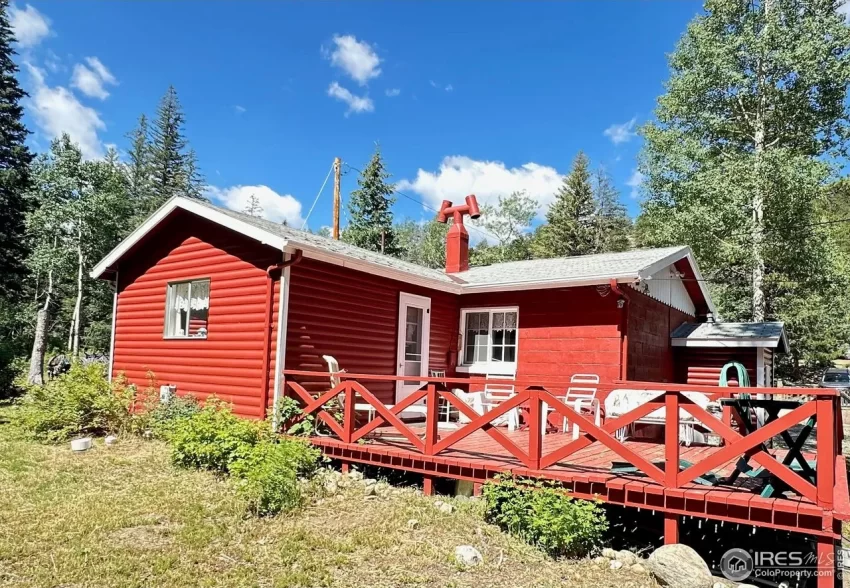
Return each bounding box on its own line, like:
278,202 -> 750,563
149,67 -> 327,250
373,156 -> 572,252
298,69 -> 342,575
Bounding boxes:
455,246 -> 688,287
671,321 -> 788,351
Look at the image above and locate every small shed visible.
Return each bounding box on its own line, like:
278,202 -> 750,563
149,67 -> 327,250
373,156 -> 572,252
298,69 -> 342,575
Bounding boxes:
671,321 -> 789,387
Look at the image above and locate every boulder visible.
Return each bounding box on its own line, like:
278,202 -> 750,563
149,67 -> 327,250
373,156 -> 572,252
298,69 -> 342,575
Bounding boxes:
646,544 -> 713,588
454,545 -> 482,566
610,560 -> 624,570
104,435 -> 118,446
631,563 -> 648,574
363,484 -> 377,497
616,550 -> 638,565
602,548 -> 617,559
438,503 -> 455,514
363,478 -> 377,487
348,470 -> 363,481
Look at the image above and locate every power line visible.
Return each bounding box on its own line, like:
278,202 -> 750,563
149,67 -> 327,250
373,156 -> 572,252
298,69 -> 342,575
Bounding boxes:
300,161 -> 335,230
342,162 -> 503,243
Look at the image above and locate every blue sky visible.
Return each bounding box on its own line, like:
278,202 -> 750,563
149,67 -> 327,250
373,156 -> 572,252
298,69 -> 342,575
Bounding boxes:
9,1 -> 705,232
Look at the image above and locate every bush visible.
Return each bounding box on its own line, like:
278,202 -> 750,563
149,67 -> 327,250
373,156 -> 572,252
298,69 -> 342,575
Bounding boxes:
482,476 -> 608,558
168,398 -> 268,474
141,394 -> 202,440
16,363 -> 133,442
229,439 -> 320,515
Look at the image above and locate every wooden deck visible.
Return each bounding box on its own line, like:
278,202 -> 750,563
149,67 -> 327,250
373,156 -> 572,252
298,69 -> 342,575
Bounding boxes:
283,370 -> 850,587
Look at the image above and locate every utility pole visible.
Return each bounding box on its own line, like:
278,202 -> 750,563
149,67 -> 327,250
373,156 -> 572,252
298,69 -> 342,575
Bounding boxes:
332,157 -> 341,240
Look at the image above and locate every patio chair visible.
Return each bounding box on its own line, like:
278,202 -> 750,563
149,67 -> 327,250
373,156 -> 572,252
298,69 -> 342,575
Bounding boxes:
322,355 -> 391,424
480,374 -> 520,431
560,374 -> 602,440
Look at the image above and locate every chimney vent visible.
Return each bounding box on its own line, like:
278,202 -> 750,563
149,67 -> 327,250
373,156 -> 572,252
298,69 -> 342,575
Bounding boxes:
436,195 -> 480,273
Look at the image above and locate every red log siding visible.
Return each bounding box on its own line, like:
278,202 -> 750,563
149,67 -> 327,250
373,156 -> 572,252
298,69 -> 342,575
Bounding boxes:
626,288 -> 692,383
674,347 -> 758,386
459,287 -> 623,387
284,258 -> 459,405
112,213 -> 281,418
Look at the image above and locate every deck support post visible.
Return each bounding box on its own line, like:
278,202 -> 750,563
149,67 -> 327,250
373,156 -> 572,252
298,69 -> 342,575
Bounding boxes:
425,384 -> 439,456
816,396 -> 835,509
665,391 -> 680,489
473,482 -> 482,497
341,462 -> 349,475
816,536 -> 837,588
423,475 -> 434,496
663,513 -> 678,545
527,387 -> 542,470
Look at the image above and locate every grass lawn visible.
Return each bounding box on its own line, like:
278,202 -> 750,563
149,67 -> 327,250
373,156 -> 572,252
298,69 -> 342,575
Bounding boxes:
0,410 -> 657,588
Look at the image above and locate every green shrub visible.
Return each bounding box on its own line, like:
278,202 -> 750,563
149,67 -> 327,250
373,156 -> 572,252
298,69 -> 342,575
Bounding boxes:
142,394 -> 201,439
16,363 -> 133,442
169,398 -> 267,474
482,476 -> 608,558
229,438 -> 320,515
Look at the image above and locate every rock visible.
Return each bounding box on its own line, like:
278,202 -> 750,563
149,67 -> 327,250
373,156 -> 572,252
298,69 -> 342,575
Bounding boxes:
407,519 -> 419,530
616,550 -> 638,565
363,484 -> 377,497
104,435 -> 118,446
323,479 -> 338,495
434,500 -> 444,507
646,544 -> 712,588
713,582 -> 731,588
593,556 -> 607,565
602,547 -> 617,559
610,560 -> 624,570
438,503 -> 455,514
348,470 -> 363,481
364,478 -> 377,487
630,563 -> 648,574
454,545 -> 482,566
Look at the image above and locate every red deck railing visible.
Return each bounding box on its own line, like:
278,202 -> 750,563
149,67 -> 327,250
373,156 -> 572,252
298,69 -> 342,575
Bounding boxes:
281,371 -> 846,511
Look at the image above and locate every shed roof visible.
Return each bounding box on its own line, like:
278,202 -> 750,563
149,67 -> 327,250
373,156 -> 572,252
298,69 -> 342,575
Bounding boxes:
91,197 -> 714,311
671,321 -> 788,352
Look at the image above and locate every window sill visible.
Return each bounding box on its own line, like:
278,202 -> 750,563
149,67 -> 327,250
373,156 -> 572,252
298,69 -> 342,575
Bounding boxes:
163,335 -> 208,340
456,363 -> 516,376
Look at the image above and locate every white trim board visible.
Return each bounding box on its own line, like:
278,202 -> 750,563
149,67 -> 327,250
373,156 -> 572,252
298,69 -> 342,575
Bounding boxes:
271,256 -> 292,429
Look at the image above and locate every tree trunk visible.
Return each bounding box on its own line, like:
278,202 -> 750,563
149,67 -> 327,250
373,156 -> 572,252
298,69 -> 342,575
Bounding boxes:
70,241 -> 84,356
752,122 -> 766,322
27,269 -> 53,386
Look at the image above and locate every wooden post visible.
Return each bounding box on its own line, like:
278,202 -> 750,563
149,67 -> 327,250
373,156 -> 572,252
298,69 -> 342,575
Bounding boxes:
816,536 -> 836,588
663,513 -> 678,545
423,476 -> 434,496
341,463 -> 350,475
342,382 -> 355,443
473,482 -> 482,497
665,391 -> 680,489
425,384 -> 439,455
816,396 -> 835,509
332,157 -> 341,240
527,388 -> 542,470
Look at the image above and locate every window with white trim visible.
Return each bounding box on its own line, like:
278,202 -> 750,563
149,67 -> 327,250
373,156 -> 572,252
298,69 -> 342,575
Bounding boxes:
459,308 -> 518,372
164,279 -> 210,338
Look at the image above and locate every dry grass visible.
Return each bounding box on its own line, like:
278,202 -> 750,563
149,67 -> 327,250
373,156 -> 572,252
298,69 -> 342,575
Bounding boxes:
0,412 -> 657,588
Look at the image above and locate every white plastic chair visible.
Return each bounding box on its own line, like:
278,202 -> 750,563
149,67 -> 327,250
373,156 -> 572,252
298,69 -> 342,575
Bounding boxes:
323,355 -> 391,423
481,374 -> 520,431
560,373 -> 602,440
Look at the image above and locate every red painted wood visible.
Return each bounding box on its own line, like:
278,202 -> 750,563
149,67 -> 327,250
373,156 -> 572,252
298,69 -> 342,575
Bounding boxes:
834,455 -> 850,520
817,397 -> 836,509
665,391 -> 679,488
425,384 -> 438,454
626,287 -> 691,382
675,347 -> 758,386
527,389 -> 542,470
113,212 -> 280,417
816,538 -> 836,588
663,513 -> 678,544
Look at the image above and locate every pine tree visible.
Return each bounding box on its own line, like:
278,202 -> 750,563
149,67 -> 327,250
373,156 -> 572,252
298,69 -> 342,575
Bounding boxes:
343,146 -> 398,255
0,0 -> 34,298
533,152 -> 595,258
243,193 -> 264,217
593,168 -> 631,253
149,86 -> 205,212
126,114 -> 153,211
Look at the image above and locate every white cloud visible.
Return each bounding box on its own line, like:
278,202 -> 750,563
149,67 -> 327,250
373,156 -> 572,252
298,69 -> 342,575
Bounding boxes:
234,105 -> 246,114
9,3 -> 50,48
325,34 -> 381,85
206,185 -> 305,226
385,88 -> 400,97
840,1 -> 850,19
398,156 -> 565,216
24,62 -> 105,159
70,57 -> 117,100
603,117 -> 637,145
327,81 -> 373,115
445,84 -> 453,92
626,169 -> 645,199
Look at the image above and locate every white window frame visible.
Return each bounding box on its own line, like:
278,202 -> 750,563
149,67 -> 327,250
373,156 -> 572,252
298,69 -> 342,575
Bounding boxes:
457,306 -> 519,374
164,278 -> 210,340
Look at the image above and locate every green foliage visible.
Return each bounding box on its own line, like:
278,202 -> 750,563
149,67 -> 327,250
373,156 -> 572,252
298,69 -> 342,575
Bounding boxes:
15,363 -> 133,442
272,396 -> 316,436
343,146 -> 399,255
396,219 -> 448,269
637,0 -> 850,378
229,438 -> 320,515
533,152 -> 596,258
470,191 -> 537,265
142,394 -> 201,440
482,476 -> 608,558
592,169 -> 631,253
168,398 -> 268,474
0,0 -> 34,299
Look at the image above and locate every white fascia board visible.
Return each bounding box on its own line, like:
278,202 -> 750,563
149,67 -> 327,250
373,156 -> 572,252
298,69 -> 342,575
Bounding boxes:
90,197 -> 287,279
671,338 -> 780,348
457,273 -> 639,294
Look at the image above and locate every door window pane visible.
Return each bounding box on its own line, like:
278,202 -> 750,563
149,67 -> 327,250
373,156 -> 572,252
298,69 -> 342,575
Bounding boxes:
404,305 -> 424,385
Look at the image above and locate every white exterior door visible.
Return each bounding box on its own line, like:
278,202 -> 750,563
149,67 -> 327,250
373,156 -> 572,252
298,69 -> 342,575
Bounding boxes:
396,292 -> 431,403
